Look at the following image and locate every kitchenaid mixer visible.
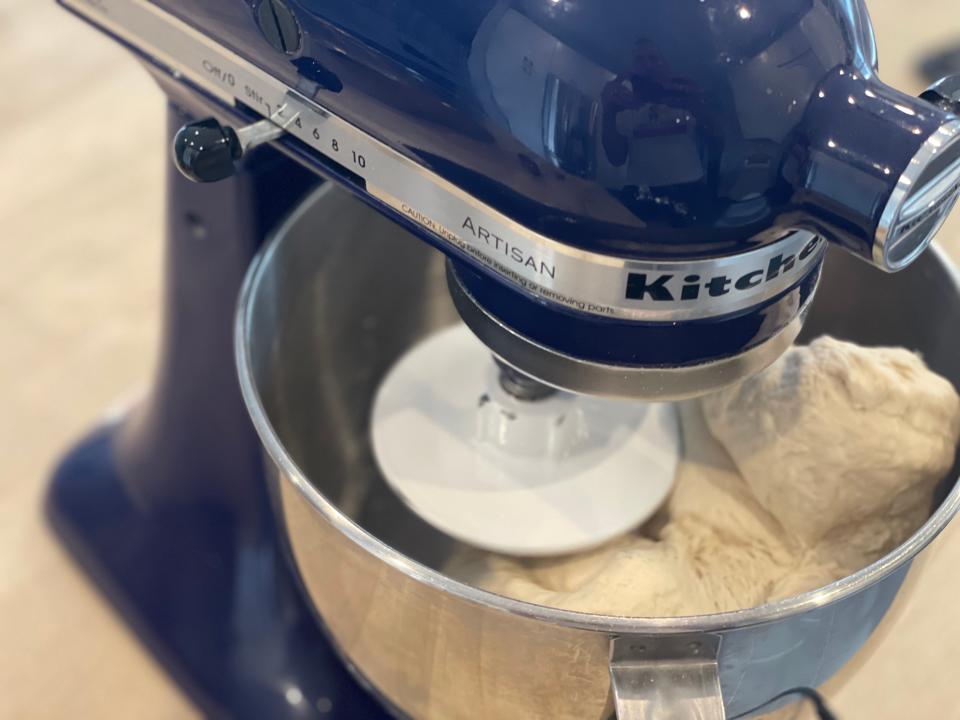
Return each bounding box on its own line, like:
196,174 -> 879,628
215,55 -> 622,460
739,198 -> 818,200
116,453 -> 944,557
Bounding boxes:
48,0 -> 960,717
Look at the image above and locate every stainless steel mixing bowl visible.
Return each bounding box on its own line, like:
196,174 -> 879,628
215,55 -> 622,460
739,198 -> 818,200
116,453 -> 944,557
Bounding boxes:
236,185 -> 960,719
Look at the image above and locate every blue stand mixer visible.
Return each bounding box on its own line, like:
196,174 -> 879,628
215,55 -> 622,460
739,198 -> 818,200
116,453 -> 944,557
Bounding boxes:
49,0 -> 960,717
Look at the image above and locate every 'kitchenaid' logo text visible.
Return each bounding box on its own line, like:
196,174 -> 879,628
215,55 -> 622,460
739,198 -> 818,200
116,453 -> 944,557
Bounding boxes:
625,236 -> 822,303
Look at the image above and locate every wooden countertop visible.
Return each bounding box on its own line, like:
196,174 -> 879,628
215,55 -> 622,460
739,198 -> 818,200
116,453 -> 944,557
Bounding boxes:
1,1 -> 959,718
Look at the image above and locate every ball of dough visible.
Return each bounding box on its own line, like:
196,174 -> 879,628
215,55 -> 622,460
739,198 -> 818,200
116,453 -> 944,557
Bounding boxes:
450,535 -> 712,617
702,337 -> 960,562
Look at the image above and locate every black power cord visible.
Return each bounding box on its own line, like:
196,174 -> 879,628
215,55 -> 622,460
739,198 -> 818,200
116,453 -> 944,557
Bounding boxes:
731,686 -> 837,720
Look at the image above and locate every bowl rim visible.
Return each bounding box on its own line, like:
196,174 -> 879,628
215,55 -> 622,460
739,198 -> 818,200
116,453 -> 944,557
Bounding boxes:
235,184 -> 960,635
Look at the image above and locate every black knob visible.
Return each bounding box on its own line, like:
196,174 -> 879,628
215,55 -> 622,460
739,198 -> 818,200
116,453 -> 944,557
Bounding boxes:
172,118 -> 242,183
921,75 -> 960,116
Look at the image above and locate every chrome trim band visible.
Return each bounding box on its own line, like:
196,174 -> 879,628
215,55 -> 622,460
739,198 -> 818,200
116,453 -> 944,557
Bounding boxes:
447,260 -> 817,400
875,120 -> 960,271
67,0 -> 826,321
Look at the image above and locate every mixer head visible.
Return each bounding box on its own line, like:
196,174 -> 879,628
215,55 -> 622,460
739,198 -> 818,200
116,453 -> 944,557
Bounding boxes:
163,2 -> 960,401
152,1 -> 960,403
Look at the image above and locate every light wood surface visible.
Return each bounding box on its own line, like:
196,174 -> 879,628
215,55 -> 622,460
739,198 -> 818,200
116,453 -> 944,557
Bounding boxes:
1,1 -> 959,718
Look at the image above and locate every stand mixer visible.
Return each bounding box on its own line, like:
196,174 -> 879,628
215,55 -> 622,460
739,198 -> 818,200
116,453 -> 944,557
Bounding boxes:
49,0 -> 960,717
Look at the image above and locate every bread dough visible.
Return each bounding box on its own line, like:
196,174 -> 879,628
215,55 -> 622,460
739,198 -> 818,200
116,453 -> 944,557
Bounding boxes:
447,338 -> 960,617
703,337 -> 960,571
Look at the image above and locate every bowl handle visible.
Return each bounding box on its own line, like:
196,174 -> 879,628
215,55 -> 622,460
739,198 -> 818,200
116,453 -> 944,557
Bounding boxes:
609,634 -> 725,719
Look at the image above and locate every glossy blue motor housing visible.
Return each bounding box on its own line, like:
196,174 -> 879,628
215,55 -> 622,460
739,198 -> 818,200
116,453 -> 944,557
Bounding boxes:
153,0 -> 948,263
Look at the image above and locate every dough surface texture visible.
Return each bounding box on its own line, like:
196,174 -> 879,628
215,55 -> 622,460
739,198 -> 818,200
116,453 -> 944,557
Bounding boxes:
447,338 -> 960,616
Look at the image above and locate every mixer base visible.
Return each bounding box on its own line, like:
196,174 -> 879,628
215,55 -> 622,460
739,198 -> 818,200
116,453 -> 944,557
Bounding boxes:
46,423 -> 394,720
